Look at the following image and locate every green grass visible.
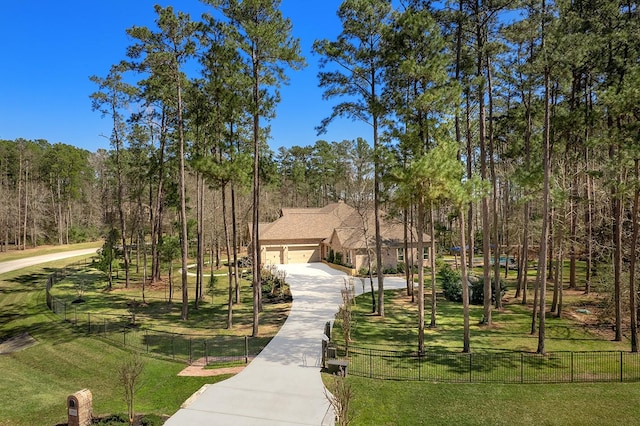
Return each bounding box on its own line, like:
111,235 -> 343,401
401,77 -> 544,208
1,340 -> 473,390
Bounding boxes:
0,331 -> 221,426
48,264 -> 288,338
0,244 -> 287,425
342,288 -> 624,353
204,360 -> 248,369
324,261 -> 640,423
327,374 -> 640,425
44,260 -> 289,361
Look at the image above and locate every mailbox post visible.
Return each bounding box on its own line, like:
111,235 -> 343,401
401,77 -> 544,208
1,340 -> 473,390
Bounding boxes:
67,389 -> 92,426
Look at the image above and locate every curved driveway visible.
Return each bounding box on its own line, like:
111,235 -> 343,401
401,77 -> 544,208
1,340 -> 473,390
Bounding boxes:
1,253 -> 406,425
166,263 -> 407,426
166,263 -> 345,425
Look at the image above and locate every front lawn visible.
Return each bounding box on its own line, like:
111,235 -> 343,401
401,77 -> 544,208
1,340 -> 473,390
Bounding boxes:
328,375 -> 640,425
0,245 -> 289,425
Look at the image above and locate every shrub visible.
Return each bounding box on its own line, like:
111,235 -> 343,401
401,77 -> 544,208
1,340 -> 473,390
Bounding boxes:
396,262 -> 406,274
140,414 -> 164,426
94,413 -> 129,425
327,249 -> 335,264
383,265 -> 397,274
440,264 -> 463,302
440,266 -> 507,305
334,252 -> 344,265
470,277 -> 507,305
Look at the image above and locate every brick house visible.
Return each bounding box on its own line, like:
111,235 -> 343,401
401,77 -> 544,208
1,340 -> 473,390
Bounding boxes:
252,201 -> 432,271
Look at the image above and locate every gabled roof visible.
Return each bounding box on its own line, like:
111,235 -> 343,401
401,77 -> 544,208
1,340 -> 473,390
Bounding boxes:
258,201 -> 361,241
326,214 -> 431,250
256,201 -> 431,247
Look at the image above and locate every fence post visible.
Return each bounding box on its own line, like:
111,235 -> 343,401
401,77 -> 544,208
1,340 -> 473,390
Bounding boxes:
521,352 -> 524,383
172,337 -> 175,360
123,329 -> 126,346
204,341 -> 208,365
370,348 -> 373,378
469,353 -> 473,383
245,336 -> 249,364
88,313 -> 91,334
620,351 -> 624,383
189,338 -> 192,364
571,352 -> 574,383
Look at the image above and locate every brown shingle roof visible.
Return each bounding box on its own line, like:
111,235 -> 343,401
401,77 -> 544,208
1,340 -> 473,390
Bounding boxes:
327,214 -> 431,250
258,201 -> 361,241
256,201 -> 432,248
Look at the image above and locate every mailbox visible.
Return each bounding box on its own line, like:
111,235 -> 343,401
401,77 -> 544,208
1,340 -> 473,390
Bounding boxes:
67,389 -> 92,426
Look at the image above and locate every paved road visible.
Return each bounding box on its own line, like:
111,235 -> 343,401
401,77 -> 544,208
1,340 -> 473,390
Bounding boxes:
166,263 -> 407,426
0,248 -> 98,275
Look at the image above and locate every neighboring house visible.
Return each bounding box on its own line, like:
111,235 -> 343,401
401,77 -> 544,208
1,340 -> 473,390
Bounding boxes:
252,201 -> 432,271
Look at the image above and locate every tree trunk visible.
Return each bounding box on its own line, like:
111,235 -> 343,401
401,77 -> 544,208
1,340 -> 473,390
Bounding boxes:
569,166 -> 578,289
611,151 -> 623,341
251,51 -> 262,337
460,208 -> 471,353
17,149 -> 22,249
177,75 -> 189,322
487,54 -> 502,311
222,185 -> 233,329
151,127 -> 167,283
115,132 -> 130,289
476,0 -> 491,325
195,173 -> 203,310
465,94 -> 475,272
22,164 -> 28,250
404,207 -> 412,297
417,198 -> 425,354
629,159 -> 639,352
232,185 -> 240,304
429,202 -> 437,328
168,259 -> 173,304
373,112 -> 385,317
536,40 -> 551,354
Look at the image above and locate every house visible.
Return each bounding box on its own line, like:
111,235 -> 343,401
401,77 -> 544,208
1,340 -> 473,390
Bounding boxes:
253,201 -> 432,271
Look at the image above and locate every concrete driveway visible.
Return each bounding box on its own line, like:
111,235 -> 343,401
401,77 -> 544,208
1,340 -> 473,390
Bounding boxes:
0,248 -> 98,275
166,263 -> 347,426
166,263 -> 409,425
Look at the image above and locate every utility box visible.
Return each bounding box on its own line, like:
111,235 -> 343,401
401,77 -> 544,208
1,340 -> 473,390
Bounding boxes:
67,388 -> 92,426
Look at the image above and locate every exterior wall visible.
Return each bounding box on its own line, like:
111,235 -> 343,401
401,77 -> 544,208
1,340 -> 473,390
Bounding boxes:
324,245 -> 432,272
353,252 -> 371,272
380,245 -> 433,271
259,236 -> 433,268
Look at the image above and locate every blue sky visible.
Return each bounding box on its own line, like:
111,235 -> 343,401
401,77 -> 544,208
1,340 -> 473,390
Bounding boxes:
0,1 -> 371,153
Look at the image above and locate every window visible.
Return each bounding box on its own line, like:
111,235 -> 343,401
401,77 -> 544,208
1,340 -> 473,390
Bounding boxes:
397,248 -> 404,261
423,246 -> 429,260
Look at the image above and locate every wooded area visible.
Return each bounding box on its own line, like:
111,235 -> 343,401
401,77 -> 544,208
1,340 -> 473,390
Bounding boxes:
1,0 -> 638,350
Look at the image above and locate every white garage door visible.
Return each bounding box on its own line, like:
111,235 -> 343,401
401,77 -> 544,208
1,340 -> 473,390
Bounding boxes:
287,246 -> 321,263
263,247 -> 283,265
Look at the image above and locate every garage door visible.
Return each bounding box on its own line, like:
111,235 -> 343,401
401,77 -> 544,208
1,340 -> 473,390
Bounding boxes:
287,246 -> 321,263
263,247 -> 283,265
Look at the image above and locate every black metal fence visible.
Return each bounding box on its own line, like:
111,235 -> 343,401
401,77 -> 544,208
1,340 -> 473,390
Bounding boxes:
333,345 -> 640,383
45,266 -> 264,365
